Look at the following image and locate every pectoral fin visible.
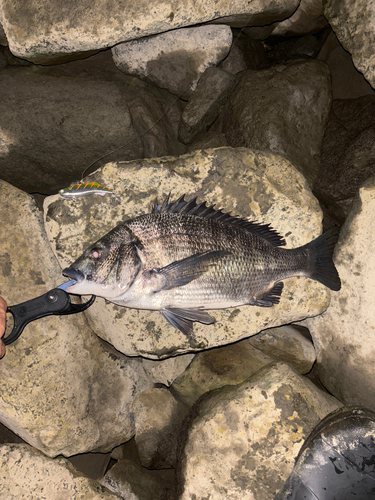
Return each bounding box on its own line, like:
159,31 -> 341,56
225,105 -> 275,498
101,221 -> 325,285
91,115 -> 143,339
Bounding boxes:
250,282 -> 284,307
152,250 -> 229,292
161,307 -> 215,336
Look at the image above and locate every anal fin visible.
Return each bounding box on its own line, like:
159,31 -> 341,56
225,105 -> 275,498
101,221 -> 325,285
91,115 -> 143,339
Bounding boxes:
161,307 -> 215,336
251,282 -> 284,307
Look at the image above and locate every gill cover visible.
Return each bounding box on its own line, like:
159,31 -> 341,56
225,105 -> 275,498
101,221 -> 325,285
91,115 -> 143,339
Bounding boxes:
63,224 -> 141,297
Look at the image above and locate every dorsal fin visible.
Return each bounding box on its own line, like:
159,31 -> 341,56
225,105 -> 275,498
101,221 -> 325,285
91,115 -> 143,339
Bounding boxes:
152,194 -> 286,247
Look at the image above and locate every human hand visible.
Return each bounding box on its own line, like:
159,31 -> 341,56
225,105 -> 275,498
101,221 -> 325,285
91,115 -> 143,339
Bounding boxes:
0,297 -> 7,358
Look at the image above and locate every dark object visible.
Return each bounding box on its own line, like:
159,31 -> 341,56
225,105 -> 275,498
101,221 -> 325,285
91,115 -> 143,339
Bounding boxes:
3,281 -> 95,346
274,406 -> 375,500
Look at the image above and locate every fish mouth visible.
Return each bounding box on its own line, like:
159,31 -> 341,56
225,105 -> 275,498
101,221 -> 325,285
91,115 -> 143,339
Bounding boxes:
62,267 -> 85,282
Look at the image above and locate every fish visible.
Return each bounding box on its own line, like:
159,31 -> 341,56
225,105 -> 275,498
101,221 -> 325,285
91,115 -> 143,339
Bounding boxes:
59,182 -> 115,199
62,194 -> 341,335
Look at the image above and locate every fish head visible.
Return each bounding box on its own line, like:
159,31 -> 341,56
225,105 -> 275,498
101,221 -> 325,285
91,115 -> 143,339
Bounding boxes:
62,224 -> 141,299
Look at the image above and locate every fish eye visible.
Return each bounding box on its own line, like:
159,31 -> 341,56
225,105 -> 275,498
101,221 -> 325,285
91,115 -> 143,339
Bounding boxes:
89,248 -> 103,261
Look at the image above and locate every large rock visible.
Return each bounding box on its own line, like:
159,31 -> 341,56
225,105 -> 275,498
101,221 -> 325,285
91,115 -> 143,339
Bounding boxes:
308,177 -> 375,412
0,443 -> 120,499
0,180 -> 153,457
324,0 -> 375,88
1,0 -> 299,63
45,148 -> 330,359
44,147 -> 330,358
0,56 -> 184,194
178,362 -> 341,500
112,25 -> 232,98
217,60 -> 332,187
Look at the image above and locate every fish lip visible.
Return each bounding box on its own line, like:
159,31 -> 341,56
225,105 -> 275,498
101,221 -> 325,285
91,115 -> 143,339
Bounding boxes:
62,267 -> 85,283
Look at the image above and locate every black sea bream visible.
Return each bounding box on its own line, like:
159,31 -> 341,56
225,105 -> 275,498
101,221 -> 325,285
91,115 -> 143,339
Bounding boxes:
63,194 -> 341,335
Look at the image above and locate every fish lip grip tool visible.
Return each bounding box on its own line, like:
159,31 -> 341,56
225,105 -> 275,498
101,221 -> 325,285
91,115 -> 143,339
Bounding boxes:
3,280 -> 96,346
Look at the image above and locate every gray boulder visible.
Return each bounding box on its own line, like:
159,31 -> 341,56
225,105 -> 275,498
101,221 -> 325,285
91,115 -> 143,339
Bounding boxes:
178,362 -> 341,500
217,59 -> 332,187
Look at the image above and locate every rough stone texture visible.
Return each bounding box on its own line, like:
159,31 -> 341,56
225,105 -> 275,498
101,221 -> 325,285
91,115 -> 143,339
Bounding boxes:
271,0 -> 328,37
313,96 -> 375,225
132,388 -> 189,468
0,180 -> 153,457
308,178 -> 375,412
178,66 -> 238,143
112,25 -> 233,98
142,353 -> 195,386
0,54 -> 184,194
171,340 -> 273,406
217,59 -> 332,187
178,362 -> 341,500
44,147 -> 330,358
317,31 -> 375,100
248,325 -> 316,374
99,459 -> 174,500
0,443 -> 120,499
324,0 -> 375,88
1,0 -> 299,63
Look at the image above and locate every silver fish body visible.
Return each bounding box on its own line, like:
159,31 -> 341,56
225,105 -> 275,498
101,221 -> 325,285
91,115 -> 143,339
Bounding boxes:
63,195 -> 341,335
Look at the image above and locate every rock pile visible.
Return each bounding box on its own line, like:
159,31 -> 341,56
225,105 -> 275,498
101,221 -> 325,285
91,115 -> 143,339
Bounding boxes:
1,0 -> 375,498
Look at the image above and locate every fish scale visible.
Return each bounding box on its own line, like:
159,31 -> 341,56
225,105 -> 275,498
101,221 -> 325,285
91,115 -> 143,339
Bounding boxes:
63,194 -> 341,335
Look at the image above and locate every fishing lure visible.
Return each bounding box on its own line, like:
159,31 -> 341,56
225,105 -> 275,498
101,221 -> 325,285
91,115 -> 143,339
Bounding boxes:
59,182 -> 116,199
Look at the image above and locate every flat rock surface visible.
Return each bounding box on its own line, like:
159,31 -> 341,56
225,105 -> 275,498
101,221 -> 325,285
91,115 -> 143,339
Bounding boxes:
44,147 -> 329,358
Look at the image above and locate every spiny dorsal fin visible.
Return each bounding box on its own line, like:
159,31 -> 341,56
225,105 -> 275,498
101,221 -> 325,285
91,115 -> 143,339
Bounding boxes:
152,194 -> 286,247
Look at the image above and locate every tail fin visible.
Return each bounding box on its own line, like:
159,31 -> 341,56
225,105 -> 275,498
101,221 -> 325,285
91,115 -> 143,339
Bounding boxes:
303,226 -> 341,291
